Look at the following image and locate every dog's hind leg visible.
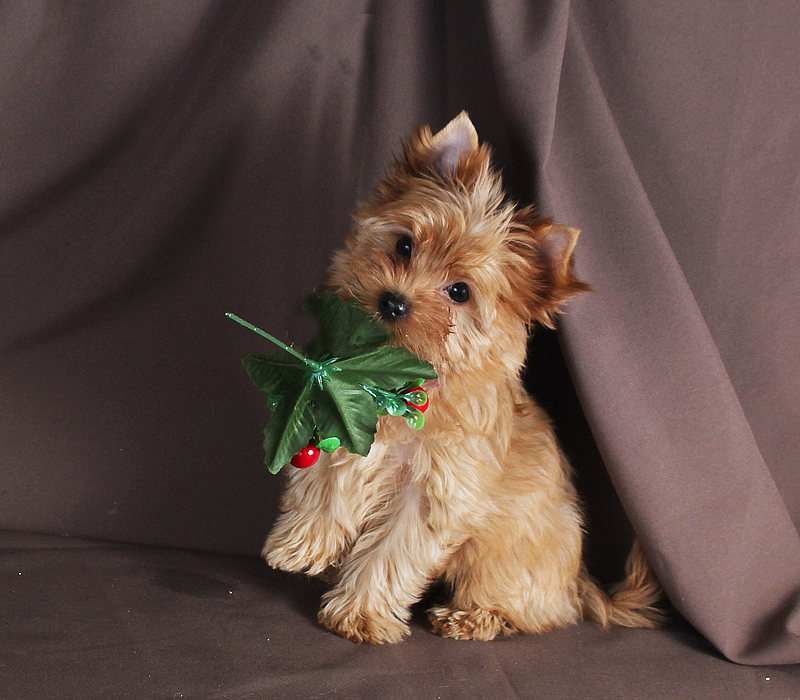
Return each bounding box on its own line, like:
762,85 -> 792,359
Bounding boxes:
429,485 -> 586,640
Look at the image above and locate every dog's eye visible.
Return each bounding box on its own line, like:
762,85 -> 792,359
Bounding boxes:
395,235 -> 413,260
446,282 -> 470,303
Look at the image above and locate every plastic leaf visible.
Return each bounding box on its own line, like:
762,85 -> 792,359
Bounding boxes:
302,292 -> 389,359
262,383 -> 316,474
334,346 -> 437,390
230,294 -> 437,473
242,350 -> 306,396
310,378 -> 378,457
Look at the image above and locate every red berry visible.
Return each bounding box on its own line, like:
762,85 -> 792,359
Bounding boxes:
290,442 -> 320,469
403,387 -> 429,413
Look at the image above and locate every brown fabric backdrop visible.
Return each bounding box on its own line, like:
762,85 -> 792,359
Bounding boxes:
1,1 -> 798,664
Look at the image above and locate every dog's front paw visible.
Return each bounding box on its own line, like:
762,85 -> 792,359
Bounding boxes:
263,513 -> 346,577
318,593 -> 410,644
428,605 -> 516,641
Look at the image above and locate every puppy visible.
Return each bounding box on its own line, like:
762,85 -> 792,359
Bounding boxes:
264,112 -> 662,643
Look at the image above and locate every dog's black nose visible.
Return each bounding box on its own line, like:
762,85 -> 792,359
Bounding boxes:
377,291 -> 410,321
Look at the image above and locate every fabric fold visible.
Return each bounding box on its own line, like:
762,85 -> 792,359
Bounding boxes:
534,8 -> 800,664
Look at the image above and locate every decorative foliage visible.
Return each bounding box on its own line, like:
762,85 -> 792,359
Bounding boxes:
228,293 -> 437,473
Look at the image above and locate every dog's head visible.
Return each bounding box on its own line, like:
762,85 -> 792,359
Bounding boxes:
328,112 -> 588,378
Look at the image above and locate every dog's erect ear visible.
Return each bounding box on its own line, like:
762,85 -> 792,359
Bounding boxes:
367,112 -> 490,205
402,112 -> 487,179
537,224 -> 580,282
505,216 -> 590,327
533,223 -> 590,327
427,112 -> 480,172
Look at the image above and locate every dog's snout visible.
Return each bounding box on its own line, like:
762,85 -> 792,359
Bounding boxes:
377,291 -> 410,321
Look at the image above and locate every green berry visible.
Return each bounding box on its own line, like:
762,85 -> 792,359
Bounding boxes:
403,388 -> 428,413
386,396 -> 407,417
404,406 -> 425,430
317,437 -> 341,453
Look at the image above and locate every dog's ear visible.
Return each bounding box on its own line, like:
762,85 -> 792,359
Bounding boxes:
533,223 -> 590,327
403,112 -> 489,180
427,112 -> 480,172
506,215 -> 591,328
537,224 -> 580,284
368,112 -> 492,205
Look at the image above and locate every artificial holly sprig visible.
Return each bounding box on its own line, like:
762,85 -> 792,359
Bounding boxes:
362,383 -> 430,429
289,384 -> 430,470
228,293 -> 437,473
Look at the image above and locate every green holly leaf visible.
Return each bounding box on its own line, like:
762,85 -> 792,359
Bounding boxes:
302,292 -> 389,359
335,346 -> 438,390
242,350 -> 305,395
228,294 -> 437,474
262,383 -> 315,474
310,377 -> 378,457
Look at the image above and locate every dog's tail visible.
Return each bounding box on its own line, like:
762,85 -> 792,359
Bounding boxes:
578,538 -> 666,628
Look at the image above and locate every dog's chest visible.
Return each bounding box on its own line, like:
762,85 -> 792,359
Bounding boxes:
380,437 -> 417,477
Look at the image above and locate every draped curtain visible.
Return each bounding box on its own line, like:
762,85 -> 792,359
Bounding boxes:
1,0 -> 797,664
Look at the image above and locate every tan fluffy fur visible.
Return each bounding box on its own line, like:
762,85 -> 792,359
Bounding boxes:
264,112 -> 663,643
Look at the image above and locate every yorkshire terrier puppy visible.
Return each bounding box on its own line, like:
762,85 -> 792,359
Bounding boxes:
264,112 -> 662,643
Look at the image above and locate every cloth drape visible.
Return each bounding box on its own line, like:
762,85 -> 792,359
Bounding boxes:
1,0 -> 797,663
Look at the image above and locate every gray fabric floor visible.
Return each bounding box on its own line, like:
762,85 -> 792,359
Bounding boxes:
3,531 -> 798,700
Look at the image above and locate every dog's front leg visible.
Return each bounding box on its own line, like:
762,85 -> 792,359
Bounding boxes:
317,480 -> 451,644
264,452 -> 370,577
